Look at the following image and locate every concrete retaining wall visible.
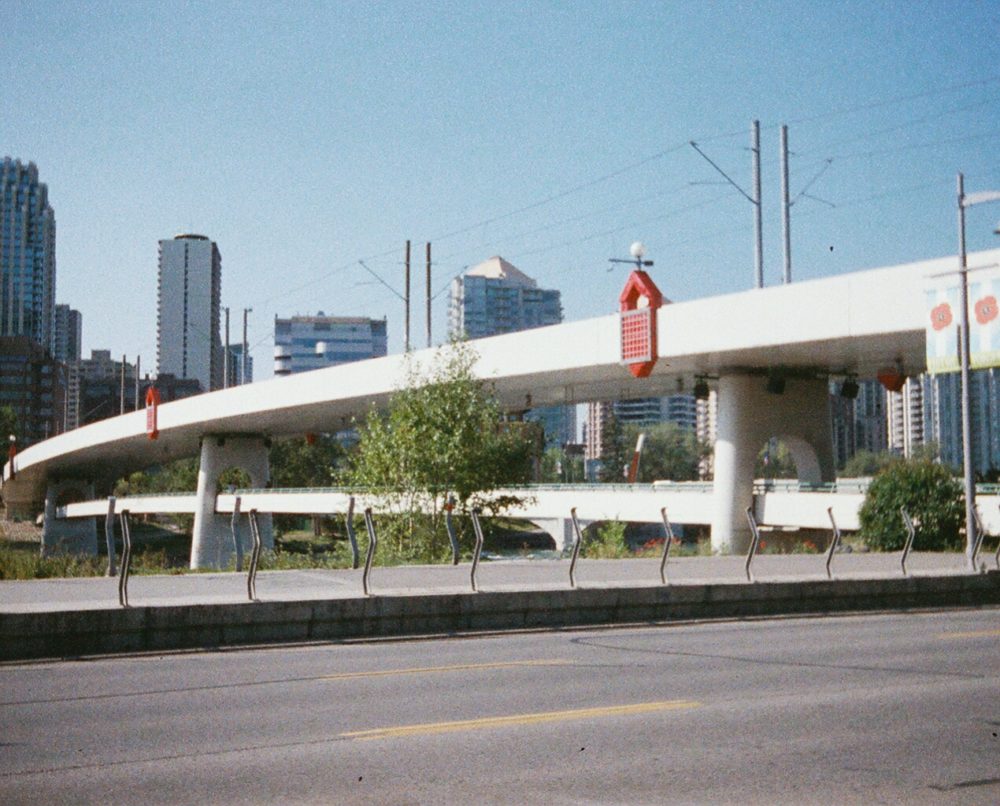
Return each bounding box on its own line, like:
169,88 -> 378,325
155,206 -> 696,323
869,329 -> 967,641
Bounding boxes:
2,571 -> 998,662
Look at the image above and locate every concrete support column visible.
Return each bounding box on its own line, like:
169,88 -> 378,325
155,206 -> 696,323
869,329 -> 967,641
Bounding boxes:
42,480 -> 97,555
711,374 -> 835,554
191,435 -> 272,569
529,516 -> 594,552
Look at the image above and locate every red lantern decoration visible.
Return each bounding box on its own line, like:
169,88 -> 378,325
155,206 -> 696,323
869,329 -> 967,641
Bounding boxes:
877,367 -> 906,393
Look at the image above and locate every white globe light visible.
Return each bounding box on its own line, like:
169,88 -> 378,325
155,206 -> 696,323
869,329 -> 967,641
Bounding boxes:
629,241 -> 646,259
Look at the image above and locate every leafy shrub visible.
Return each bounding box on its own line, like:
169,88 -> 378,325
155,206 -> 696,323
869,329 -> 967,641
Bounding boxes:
858,459 -> 963,551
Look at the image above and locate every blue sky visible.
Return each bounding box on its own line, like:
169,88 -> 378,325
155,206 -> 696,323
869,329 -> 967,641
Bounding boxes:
4,0 -> 999,377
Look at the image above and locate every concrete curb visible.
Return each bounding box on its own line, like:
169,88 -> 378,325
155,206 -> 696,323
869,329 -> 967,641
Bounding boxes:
2,571 -> 998,661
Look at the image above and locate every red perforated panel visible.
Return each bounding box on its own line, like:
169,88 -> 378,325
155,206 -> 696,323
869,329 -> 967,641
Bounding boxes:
620,308 -> 653,363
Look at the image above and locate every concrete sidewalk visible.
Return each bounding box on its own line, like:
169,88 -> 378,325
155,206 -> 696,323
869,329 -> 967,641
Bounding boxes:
0,552 -> 980,613
2,553 -> 997,662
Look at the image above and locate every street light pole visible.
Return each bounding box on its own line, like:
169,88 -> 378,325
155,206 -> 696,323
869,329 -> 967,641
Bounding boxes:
956,172 -> 1000,569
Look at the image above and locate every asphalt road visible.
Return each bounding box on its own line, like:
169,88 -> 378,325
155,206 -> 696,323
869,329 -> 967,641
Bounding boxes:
2,608 -> 998,804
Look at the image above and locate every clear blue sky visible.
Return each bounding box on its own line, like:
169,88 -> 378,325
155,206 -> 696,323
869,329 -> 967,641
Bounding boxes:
4,0 -> 999,378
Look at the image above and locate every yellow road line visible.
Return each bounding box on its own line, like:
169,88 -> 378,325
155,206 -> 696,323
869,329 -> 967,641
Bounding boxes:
320,659 -> 570,682
936,629 -> 1000,640
341,700 -> 701,741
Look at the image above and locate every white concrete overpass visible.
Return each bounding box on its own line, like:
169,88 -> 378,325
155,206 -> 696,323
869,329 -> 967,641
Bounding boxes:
5,250 -> 993,564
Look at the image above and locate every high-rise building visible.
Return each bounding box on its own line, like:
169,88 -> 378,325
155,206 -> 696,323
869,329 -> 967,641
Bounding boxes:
156,234 -> 221,392
273,313 -> 387,376
227,343 -> 254,385
449,257 -> 570,447
448,256 -> 562,338
53,304 -> 82,430
1,158 -> 56,352
0,336 -> 66,444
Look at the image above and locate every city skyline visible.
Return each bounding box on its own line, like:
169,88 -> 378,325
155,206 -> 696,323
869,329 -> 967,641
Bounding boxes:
3,2 -> 998,375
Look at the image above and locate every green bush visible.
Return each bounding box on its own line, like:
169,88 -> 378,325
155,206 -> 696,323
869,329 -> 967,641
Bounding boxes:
858,459 -> 963,551
583,521 -> 629,559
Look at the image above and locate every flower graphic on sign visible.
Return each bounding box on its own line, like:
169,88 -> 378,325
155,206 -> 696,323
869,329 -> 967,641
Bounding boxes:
930,302 -> 953,331
975,295 -> 998,325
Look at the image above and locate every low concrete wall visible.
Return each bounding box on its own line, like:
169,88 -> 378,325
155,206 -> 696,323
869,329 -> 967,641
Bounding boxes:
2,572 -> 998,662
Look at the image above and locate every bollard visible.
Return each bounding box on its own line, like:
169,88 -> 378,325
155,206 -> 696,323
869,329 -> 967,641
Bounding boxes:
105,496 -> 117,577
971,507 -> 986,570
825,507 -> 842,580
470,508 -> 485,592
345,496 -> 360,570
744,506 -> 762,582
900,507 -> 916,576
247,509 -> 263,601
569,507 -> 584,589
231,495 -> 244,572
659,507 -> 674,585
117,510 -> 133,607
362,508 -> 377,596
445,495 -> 460,566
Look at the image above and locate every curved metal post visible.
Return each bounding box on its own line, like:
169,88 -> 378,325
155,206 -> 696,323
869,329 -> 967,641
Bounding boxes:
996,503 -> 1000,569
971,506 -> 985,569
345,496 -> 360,570
247,509 -> 263,601
900,507 -> 916,576
470,508 -> 485,592
231,495 -> 244,572
117,510 -> 133,607
105,496 -> 117,577
825,507 -> 842,580
362,507 -> 377,596
744,506 -> 762,582
659,507 -> 674,584
445,495 -> 460,566
569,507 -> 584,589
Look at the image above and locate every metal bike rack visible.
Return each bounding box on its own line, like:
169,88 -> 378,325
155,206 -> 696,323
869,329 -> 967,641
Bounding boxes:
231,495 -> 244,572
247,509 -> 263,601
470,508 -> 485,592
445,495 -> 460,566
659,507 -> 674,584
744,506 -> 762,582
345,496 -> 360,570
362,507 -> 377,596
105,496 -> 117,576
117,510 -> 133,607
900,507 -> 916,576
568,507 -> 584,589
825,507 -> 842,580
971,506 -> 986,570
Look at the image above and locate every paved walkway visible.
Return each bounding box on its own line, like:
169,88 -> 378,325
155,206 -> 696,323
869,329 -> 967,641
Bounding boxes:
0,552 -> 981,613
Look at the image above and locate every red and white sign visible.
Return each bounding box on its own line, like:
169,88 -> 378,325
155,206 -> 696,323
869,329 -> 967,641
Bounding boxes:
145,386 -> 161,440
619,270 -> 664,378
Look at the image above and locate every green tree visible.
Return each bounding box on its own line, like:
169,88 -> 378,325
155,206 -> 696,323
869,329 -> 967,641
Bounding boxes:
841,449 -> 899,477
539,446 -> 585,483
623,422 -> 705,483
270,434 -> 345,488
754,439 -> 798,479
346,341 -> 538,560
598,413 -> 627,483
858,459 -> 963,551
0,405 -> 17,443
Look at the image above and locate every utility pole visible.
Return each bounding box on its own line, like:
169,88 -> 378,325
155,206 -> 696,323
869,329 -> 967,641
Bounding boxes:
119,354 -> 126,415
752,120 -> 763,289
404,240 -> 411,352
781,124 -> 792,284
223,307 -> 230,389
426,242 -> 432,348
134,355 -> 140,411
242,307 -> 251,385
